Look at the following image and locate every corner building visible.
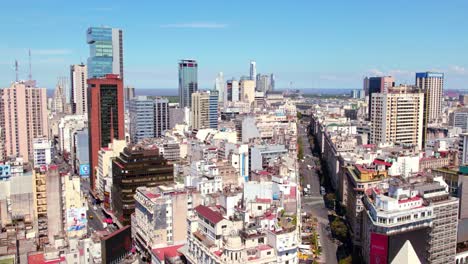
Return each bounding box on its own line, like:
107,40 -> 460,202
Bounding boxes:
87,74 -> 125,192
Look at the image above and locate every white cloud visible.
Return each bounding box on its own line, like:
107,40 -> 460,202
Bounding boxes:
160,22 -> 228,29
33,49 -> 72,55
450,65 -> 468,75
367,69 -> 384,76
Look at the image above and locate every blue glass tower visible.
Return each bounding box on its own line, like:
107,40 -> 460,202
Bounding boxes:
87,27 -> 123,78
208,91 -> 218,129
178,59 -> 198,108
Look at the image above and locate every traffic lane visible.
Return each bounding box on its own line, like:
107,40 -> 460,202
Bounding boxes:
87,207 -> 104,232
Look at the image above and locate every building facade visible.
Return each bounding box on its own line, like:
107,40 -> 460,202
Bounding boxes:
178,59 -> 198,108
70,64 -> 88,115
1,81 -> 48,162
111,146 -> 174,225
416,72 -> 444,123
191,91 -> 218,130
364,76 -> 395,119
129,96 -> 169,143
370,86 -> 424,149
87,74 -> 125,192
86,27 -> 124,78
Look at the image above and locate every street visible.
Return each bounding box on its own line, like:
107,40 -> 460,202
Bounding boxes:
298,119 -> 338,264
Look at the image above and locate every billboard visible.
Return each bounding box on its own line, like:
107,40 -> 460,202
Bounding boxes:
79,164 -> 90,176
370,233 -> 388,264
66,207 -> 87,232
101,226 -> 132,264
0,165 -> 11,179
388,227 -> 429,263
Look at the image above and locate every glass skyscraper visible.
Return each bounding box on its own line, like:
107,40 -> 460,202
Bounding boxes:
178,59 -> 198,108
87,27 -> 124,78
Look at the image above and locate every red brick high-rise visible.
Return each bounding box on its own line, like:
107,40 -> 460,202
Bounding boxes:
87,74 -> 125,192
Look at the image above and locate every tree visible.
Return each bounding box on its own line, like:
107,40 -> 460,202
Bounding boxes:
297,111 -> 303,119
331,218 -> 348,241
297,137 -> 304,160
324,193 -> 336,209
339,255 -> 352,264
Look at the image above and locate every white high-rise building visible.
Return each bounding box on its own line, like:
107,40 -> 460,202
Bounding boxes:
256,74 -> 271,93
250,61 -> 256,81
416,72 -> 444,123
215,72 -> 225,103
370,86 -> 425,149
70,64 -> 88,115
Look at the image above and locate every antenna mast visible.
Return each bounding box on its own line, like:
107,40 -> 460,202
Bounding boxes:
28,49 -> 32,81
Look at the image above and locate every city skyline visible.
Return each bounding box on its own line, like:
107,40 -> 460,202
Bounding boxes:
0,1 -> 467,90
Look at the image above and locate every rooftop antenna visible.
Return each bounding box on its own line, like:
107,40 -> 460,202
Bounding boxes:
28,49 -> 32,81
14,60 -> 19,82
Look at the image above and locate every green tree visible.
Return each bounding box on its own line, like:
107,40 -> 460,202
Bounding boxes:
339,255 -> 352,264
297,137 -> 304,160
297,111 -> 303,119
331,218 -> 348,241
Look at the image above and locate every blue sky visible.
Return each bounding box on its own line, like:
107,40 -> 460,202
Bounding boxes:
1,0 -> 468,90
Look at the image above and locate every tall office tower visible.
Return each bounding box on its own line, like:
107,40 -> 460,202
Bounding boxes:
226,79 -> 239,102
70,64 -> 88,115
124,86 -> 135,110
240,80 -> 256,104
250,61 -> 257,81
365,76 -> 395,119
370,86 -> 424,149
154,97 -> 169,137
52,81 -> 66,113
1,81 -> 48,162
256,74 -> 271,93
129,96 -> 169,143
191,91 -> 218,130
111,146 -> 173,225
86,27 -> 124,78
215,72 -> 225,103
449,108 -> 468,132
87,74 -> 125,192
178,59 -> 198,108
270,73 -> 275,91
416,72 -> 444,123
129,96 -> 155,143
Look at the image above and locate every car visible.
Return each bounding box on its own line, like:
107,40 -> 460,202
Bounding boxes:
89,215 -> 94,219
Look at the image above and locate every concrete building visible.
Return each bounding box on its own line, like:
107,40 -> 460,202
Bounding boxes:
1,81 -> 48,162
178,59 -> 198,108
342,164 -> 389,247
240,79 -> 256,105
132,185 -> 202,259
32,137 -> 53,168
87,74 -> 125,192
256,74 -> 271,93
52,81 -> 66,114
227,79 -> 240,102
95,139 -> 126,205
370,86 -> 424,149
449,108 -> 468,132
87,27 -> 124,78
249,144 -> 288,172
70,64 -> 88,115
361,176 -> 458,264
32,166 -> 63,246
460,95 -> 468,105
364,76 -> 395,119
460,134 -> 468,165
191,91 -> 218,130
63,175 -> 87,239
112,146 -> 174,225
416,72 -> 444,123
